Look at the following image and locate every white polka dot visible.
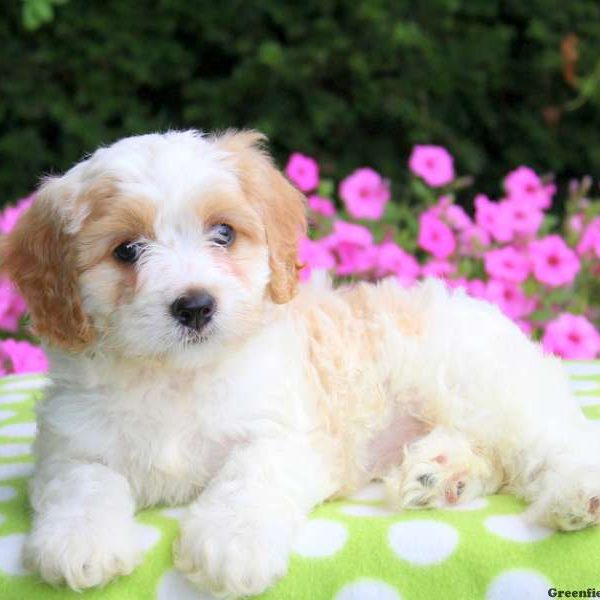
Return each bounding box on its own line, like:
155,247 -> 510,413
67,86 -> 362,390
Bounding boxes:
293,519 -> 348,558
0,378 -> 46,392
0,422 -> 37,438
335,579 -> 402,600
158,569 -> 218,599
444,497 -> 488,511
0,486 -> 17,501
566,363 -> 600,377
348,483 -> 385,502
0,462 -> 34,481
486,569 -> 552,600
162,507 -> 186,521
571,380 -> 599,393
0,410 -> 16,422
135,523 -> 161,552
485,515 -> 553,542
0,533 -> 29,575
389,520 -> 458,565
0,443 -> 32,458
578,395 -> 600,407
340,504 -> 396,517
0,393 -> 30,405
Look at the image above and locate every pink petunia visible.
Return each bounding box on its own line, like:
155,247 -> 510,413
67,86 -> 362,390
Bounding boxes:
307,195 -> 336,218
418,213 -> 456,259
474,194 -> 513,243
504,166 -> 553,210
459,224 -> 491,255
485,280 -> 535,320
421,260 -> 455,279
0,195 -> 34,234
445,204 -> 472,230
298,236 -> 336,281
0,339 -> 48,374
339,168 -> 390,220
542,313 -> 600,360
501,199 -> 544,238
484,247 -> 530,283
408,145 -> 455,187
376,242 -> 420,286
577,217 -> 600,259
0,278 -> 27,332
515,319 -> 534,336
466,278 -> 488,299
285,153 -> 319,192
328,221 -> 377,276
529,235 -> 580,287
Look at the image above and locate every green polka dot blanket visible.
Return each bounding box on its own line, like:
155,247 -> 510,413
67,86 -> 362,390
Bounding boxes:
1,362 -> 600,600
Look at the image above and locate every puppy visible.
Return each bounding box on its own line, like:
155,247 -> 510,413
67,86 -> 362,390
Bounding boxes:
3,130 -> 599,598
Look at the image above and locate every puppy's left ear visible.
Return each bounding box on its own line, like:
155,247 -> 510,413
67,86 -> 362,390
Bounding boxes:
215,130 -> 307,304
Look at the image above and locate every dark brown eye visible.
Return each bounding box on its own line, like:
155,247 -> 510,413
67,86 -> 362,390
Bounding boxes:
113,241 -> 145,264
210,223 -> 235,247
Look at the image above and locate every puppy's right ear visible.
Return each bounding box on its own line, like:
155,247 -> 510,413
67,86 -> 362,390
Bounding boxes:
1,178 -> 94,350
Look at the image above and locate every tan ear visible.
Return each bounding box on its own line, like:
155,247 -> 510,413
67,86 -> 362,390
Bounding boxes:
214,130 -> 307,303
1,179 -> 94,350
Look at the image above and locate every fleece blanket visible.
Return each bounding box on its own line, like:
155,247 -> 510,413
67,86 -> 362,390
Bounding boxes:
1,362 -> 600,600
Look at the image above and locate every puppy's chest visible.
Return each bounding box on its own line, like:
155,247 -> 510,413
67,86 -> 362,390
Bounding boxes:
103,380 -> 229,495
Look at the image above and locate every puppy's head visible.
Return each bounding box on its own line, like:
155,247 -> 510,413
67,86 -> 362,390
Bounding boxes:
2,130 -> 306,359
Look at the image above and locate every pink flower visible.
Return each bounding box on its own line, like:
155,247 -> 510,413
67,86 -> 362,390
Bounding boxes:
459,225 -> 491,255
445,204 -> 472,230
466,279 -> 488,299
307,195 -> 335,218
328,221 -> 376,275
0,278 -> 27,332
504,166 -> 553,210
529,235 -> 580,287
515,319 -> 534,336
408,145 -> 455,187
501,199 -> 544,238
285,153 -> 319,192
485,280 -> 535,320
447,277 -> 469,291
577,217 -> 600,259
418,214 -> 456,259
474,194 -> 512,242
376,242 -> 419,285
543,313 -> 600,359
0,195 -> 34,234
484,247 -> 530,283
0,339 -> 48,374
298,236 -> 335,281
339,168 -> 390,220
569,214 -> 584,234
421,260 -> 455,279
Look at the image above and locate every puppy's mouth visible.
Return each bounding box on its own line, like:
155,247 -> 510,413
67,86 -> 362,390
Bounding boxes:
177,320 -> 218,346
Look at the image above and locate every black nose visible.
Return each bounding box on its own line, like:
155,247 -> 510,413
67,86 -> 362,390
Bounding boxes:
170,292 -> 217,331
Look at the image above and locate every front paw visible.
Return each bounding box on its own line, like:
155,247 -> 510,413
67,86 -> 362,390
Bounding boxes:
174,507 -> 294,598
24,516 -> 141,590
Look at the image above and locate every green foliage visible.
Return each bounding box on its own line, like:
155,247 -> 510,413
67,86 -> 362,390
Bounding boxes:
2,1 -> 600,203
21,0 -> 68,30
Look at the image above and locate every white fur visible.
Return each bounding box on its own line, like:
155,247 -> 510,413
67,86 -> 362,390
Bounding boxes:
23,131 -> 600,598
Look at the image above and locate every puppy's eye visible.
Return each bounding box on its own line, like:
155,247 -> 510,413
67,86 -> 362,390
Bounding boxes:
210,223 -> 235,247
113,241 -> 145,264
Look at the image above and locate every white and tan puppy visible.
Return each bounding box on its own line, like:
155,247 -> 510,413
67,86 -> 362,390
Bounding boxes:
3,130 -> 599,598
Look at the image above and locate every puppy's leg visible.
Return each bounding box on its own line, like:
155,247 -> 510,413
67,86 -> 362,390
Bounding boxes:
384,427 -> 503,509
506,428 -> 600,531
24,461 -> 140,589
174,434 -> 335,598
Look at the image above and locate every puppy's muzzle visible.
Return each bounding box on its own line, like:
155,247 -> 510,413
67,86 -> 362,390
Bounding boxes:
170,291 -> 217,331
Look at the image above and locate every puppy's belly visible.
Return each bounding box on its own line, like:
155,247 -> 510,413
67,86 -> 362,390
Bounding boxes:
366,411 -> 428,477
